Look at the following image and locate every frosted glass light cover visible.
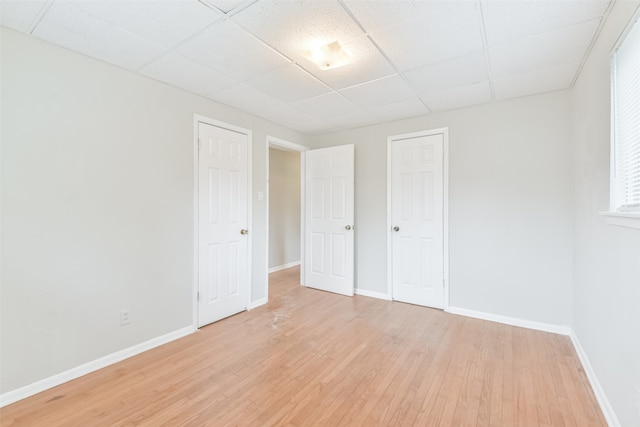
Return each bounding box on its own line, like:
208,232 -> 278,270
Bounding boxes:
305,41 -> 352,70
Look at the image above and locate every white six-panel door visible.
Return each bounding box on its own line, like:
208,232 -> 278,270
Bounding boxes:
198,121 -> 249,327
304,145 -> 355,296
390,132 -> 445,308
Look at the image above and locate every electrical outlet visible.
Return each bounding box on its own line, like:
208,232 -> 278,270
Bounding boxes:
120,309 -> 130,326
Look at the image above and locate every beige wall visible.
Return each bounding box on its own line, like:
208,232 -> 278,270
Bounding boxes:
571,2 -> 640,425
309,90 -> 575,327
0,28 -> 307,393
268,149 -> 301,269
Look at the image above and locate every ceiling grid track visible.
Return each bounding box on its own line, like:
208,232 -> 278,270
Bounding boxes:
570,0 -> 618,88
478,0 -> 497,102
337,0 -> 433,114
228,16 -> 340,96
132,16 -> 228,73
1,0 -> 613,135
28,0 -> 56,34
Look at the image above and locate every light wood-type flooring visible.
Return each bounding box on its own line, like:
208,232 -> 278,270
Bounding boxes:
1,266 -> 605,426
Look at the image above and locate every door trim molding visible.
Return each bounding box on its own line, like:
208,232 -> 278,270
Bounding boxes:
266,136 -> 309,295
193,114 -> 253,328
386,127 -> 450,309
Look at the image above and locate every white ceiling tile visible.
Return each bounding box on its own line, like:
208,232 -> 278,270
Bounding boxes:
340,75 -> 416,108
209,84 -> 283,113
256,104 -> 310,125
232,0 -> 364,59
365,98 -> 430,121
323,109 -> 378,133
298,35 -> 395,90
140,52 -> 236,98
177,20 -> 289,81
256,104 -> 327,134
342,0 -> 437,35
245,64 -> 330,103
293,121 -> 338,135
403,51 -> 489,94
257,104 -> 374,135
291,92 -> 358,118
490,20 -> 600,79
493,63 -> 578,101
421,81 -> 492,113
32,1 -> 164,70
0,0 -> 49,33
200,0 -> 249,14
69,0 -> 222,48
13,0 -> 610,133
369,1 -> 484,71
482,0 -> 610,46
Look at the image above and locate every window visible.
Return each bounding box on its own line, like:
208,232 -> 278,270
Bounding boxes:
611,12 -> 640,214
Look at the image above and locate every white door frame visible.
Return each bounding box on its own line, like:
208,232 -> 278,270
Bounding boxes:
193,114 -> 253,328
386,127 -> 450,309
266,136 -> 309,297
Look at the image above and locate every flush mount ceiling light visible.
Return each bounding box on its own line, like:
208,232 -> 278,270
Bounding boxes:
304,41 -> 352,70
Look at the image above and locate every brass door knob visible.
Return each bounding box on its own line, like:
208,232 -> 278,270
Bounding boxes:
240,229 -> 249,235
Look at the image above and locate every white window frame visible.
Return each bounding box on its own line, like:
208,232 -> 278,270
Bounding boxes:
603,8 -> 640,230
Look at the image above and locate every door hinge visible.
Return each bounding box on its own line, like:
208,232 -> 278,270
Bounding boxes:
198,139 -> 201,150
197,291 -> 200,301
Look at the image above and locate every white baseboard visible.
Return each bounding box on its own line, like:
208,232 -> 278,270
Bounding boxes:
249,297 -> 268,309
268,261 -> 301,273
1,307 -> 618,427
355,288 -> 392,301
0,325 -> 196,408
570,331 -> 620,427
445,307 -> 617,425
446,306 -> 571,335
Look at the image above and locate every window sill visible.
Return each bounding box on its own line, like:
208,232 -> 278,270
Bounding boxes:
599,211 -> 640,230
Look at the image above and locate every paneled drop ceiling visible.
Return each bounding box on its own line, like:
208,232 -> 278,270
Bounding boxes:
1,0 -> 612,135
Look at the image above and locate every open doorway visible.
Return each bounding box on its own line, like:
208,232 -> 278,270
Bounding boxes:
269,148 -> 301,271
266,137 -> 308,301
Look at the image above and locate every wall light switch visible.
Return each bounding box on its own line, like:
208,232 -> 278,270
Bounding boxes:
257,191 -> 264,201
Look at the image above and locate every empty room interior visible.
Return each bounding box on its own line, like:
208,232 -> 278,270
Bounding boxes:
1,0 -> 640,425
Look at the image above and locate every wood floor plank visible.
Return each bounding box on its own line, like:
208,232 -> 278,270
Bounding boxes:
0,266 -> 607,426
